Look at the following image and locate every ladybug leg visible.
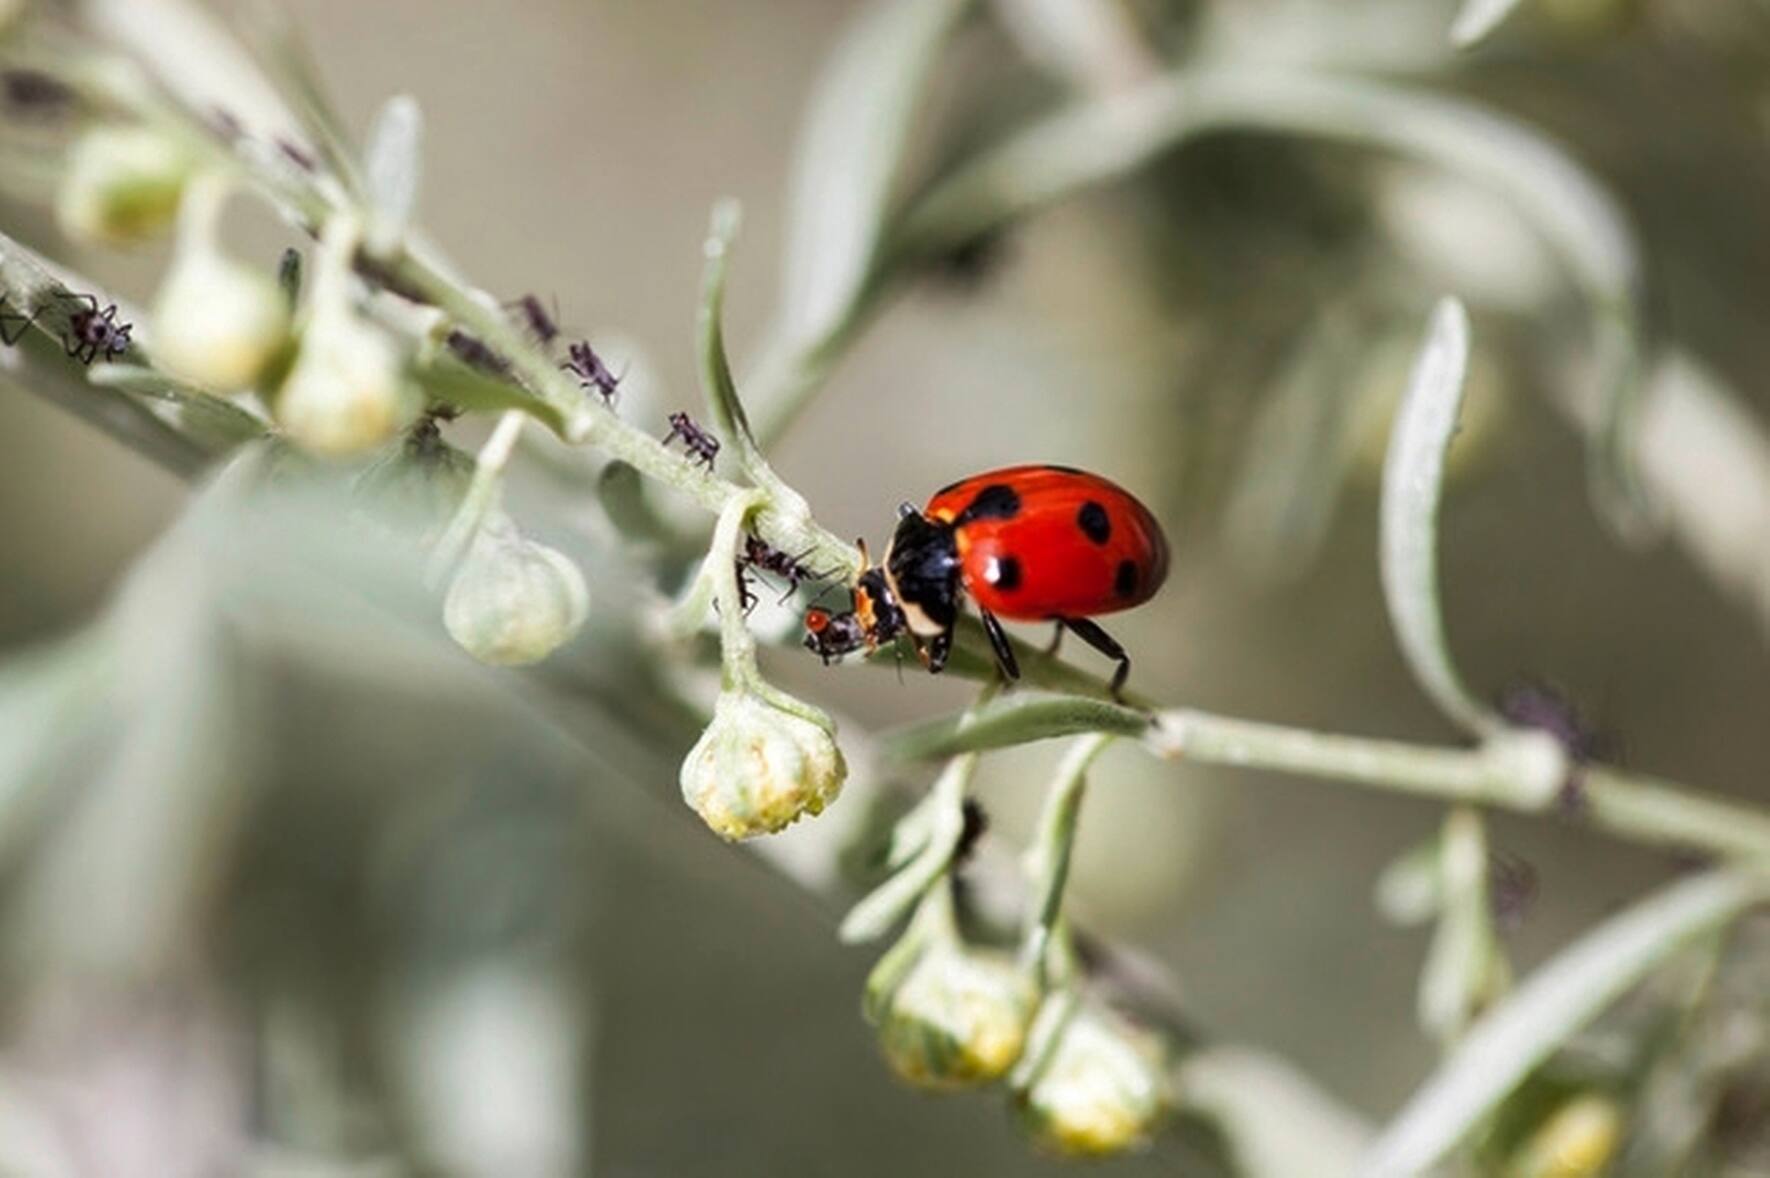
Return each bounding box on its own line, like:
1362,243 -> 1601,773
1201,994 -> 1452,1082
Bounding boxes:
1061,616 -> 1130,701
924,628 -> 952,675
978,609 -> 1020,683
1045,619 -> 1066,656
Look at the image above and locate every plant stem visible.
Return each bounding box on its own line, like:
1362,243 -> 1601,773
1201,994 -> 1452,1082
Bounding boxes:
1021,732 -> 1114,986
885,696 -> 1770,864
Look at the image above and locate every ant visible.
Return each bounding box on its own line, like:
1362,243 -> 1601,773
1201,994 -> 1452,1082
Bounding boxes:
277,139 -> 318,172
562,339 -> 622,405
0,295 -> 34,347
60,294 -> 131,365
740,534 -> 827,603
3,70 -> 73,116
732,560 -> 760,616
663,411 -> 719,471
507,294 -> 561,349
444,328 -> 511,376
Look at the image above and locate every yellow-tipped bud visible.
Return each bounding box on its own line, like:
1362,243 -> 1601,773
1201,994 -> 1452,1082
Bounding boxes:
150,179 -> 291,393
679,688 -> 845,840
1505,1093 -> 1623,1178
274,309 -> 418,456
443,514 -> 589,666
869,938 -> 1036,1089
1015,999 -> 1169,1157
56,125 -> 195,247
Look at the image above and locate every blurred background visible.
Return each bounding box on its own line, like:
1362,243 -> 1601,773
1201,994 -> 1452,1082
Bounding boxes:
3,0 -> 1770,1174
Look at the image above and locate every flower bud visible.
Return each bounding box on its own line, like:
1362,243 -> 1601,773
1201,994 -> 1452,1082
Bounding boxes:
149,179 -> 291,393
868,938 -> 1036,1089
56,125 -> 195,247
443,513 -> 589,666
1505,1093 -> 1622,1178
679,689 -> 846,840
274,297 -> 420,456
1015,999 -> 1169,1157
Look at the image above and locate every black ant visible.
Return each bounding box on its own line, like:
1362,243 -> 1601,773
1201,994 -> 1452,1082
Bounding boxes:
277,139 -> 318,172
507,294 -> 561,349
663,411 -> 719,470
740,534 -> 827,603
60,294 -> 131,365
0,295 -> 34,347
562,339 -> 622,405
2,70 -> 73,116
444,328 -> 511,376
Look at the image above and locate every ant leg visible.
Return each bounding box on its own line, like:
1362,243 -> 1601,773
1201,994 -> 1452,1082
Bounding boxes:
1060,616 -> 1130,701
1045,619 -> 1066,656
979,609 -> 1020,682
0,303 -> 35,347
55,291 -> 98,312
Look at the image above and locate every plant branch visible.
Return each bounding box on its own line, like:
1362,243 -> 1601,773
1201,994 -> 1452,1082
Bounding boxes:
881,694 -> 1770,864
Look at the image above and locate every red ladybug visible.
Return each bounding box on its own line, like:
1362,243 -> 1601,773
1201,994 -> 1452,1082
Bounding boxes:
804,465 -> 1169,697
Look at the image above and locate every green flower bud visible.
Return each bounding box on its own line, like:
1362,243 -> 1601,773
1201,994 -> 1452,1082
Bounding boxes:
679,688 -> 846,840
869,937 -> 1036,1089
56,125 -> 195,247
275,296 -> 419,457
443,513 -> 589,666
1016,999 -> 1169,1157
1504,1093 -> 1622,1178
149,179 -> 292,393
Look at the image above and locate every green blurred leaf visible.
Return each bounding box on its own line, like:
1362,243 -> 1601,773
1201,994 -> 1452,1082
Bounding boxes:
1417,808 -> 1508,1044
1452,0 -> 1527,47
1362,868 -> 1770,1178
364,94 -> 423,243
0,629 -> 114,862
1380,297 -> 1497,737
777,0 -> 972,347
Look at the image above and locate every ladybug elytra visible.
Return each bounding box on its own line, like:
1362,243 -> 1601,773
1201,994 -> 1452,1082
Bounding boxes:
804,465 -> 1169,697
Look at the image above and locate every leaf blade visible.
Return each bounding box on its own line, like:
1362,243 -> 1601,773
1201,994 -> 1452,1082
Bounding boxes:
364,94 -> 424,243
1379,298 -> 1496,737
1361,868 -> 1770,1178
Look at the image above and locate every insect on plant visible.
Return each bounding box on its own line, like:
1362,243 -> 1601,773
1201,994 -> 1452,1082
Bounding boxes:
508,293 -> 562,349
59,293 -> 132,365
740,533 -> 827,603
562,339 -> 622,405
663,410 -> 719,470
805,465 -> 1169,698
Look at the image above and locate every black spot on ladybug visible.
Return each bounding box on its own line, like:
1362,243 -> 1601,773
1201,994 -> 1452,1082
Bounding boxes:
958,484 -> 1021,523
1077,501 -> 1112,545
988,555 -> 1022,591
1115,559 -> 1138,598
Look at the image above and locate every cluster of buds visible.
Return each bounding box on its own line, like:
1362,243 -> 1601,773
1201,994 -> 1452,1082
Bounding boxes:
443,512 -> 589,667
57,113 -> 421,458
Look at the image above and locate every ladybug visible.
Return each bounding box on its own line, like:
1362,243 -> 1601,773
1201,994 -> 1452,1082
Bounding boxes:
804,465 -> 1168,697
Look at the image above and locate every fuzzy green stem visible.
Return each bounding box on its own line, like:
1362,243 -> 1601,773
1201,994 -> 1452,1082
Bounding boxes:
886,697 -> 1770,865
425,408 -> 525,586
1021,732 -> 1114,987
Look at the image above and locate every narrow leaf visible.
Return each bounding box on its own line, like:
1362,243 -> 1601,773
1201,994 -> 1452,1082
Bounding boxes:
365,94 -> 424,241
883,694 -> 1150,762
1451,0 -> 1527,47
1362,868 -> 1770,1178
778,0 -> 972,345
1380,298 -> 1497,737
